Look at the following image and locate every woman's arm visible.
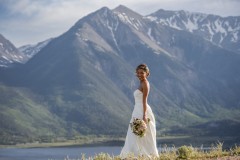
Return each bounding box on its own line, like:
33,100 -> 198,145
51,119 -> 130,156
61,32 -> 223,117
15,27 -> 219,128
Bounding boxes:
142,80 -> 149,123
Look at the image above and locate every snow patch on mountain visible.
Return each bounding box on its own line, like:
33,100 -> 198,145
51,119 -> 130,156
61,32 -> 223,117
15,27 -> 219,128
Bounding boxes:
106,19 -> 121,52
19,38 -> 52,58
182,18 -> 198,32
115,12 -> 142,31
147,28 -> 155,41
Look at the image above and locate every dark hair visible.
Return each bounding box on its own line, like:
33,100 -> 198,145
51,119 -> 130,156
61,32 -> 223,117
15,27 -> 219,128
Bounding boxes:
136,64 -> 150,77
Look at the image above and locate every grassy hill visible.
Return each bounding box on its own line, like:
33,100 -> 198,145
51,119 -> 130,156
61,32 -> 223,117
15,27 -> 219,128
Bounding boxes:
0,84 -> 66,144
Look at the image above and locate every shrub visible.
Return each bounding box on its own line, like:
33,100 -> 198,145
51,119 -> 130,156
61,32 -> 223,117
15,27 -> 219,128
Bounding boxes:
177,145 -> 194,159
230,145 -> 240,156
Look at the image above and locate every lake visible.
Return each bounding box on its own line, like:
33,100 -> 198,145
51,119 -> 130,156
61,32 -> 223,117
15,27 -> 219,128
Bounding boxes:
0,146 -> 122,160
0,145 -> 215,160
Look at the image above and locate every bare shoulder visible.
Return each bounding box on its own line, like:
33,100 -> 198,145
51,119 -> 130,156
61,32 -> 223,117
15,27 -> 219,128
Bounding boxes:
142,80 -> 149,86
141,80 -> 150,89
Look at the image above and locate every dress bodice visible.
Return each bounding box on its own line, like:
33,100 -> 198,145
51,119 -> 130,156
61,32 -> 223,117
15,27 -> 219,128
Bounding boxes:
132,90 -> 143,118
134,89 -> 143,105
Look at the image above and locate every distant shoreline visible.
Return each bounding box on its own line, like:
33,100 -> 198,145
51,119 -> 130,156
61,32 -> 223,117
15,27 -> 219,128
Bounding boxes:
0,137 -> 125,149
0,136 -> 239,149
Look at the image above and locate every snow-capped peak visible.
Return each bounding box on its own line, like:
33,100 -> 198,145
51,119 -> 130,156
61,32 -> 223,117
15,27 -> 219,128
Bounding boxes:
0,34 -> 28,67
113,5 -> 144,31
146,9 -> 240,53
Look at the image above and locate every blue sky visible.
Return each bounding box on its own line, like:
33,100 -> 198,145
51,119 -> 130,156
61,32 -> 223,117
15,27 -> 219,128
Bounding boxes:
0,0 -> 240,47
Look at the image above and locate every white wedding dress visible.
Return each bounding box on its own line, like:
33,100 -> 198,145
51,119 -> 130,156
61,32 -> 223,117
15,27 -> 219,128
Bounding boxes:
120,89 -> 159,158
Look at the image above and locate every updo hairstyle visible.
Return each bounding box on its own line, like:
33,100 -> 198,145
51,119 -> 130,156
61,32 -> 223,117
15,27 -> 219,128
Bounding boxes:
136,64 -> 150,77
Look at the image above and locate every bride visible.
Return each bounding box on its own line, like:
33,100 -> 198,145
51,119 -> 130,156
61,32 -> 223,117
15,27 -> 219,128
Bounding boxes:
120,64 -> 159,159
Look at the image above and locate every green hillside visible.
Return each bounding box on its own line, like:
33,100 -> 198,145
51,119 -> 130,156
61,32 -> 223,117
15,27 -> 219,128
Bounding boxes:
0,84 -> 66,144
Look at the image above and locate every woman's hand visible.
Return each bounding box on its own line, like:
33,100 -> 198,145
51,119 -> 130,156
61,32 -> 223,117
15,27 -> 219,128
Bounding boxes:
143,114 -> 148,123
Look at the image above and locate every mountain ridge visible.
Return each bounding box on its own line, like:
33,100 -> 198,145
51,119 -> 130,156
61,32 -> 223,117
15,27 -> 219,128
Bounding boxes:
18,38 -> 53,58
146,9 -> 240,53
0,34 -> 28,67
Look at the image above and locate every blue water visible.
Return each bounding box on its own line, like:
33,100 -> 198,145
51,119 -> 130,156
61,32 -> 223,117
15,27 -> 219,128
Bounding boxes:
0,146 -> 122,160
0,146 -> 209,160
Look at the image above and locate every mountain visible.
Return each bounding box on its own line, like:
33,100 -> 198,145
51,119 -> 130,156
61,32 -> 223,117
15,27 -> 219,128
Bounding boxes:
18,38 -> 53,58
0,5 -> 240,143
0,34 -> 28,67
146,9 -> 240,54
0,35 -> 52,68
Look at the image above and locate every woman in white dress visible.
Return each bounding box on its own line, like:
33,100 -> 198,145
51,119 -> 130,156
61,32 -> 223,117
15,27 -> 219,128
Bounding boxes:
120,64 -> 159,159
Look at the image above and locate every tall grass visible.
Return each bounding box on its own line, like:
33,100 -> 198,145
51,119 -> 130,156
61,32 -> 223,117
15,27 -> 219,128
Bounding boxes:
62,142 -> 240,160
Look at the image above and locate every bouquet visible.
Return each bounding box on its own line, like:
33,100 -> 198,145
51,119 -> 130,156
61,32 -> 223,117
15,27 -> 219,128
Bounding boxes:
130,118 -> 150,137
